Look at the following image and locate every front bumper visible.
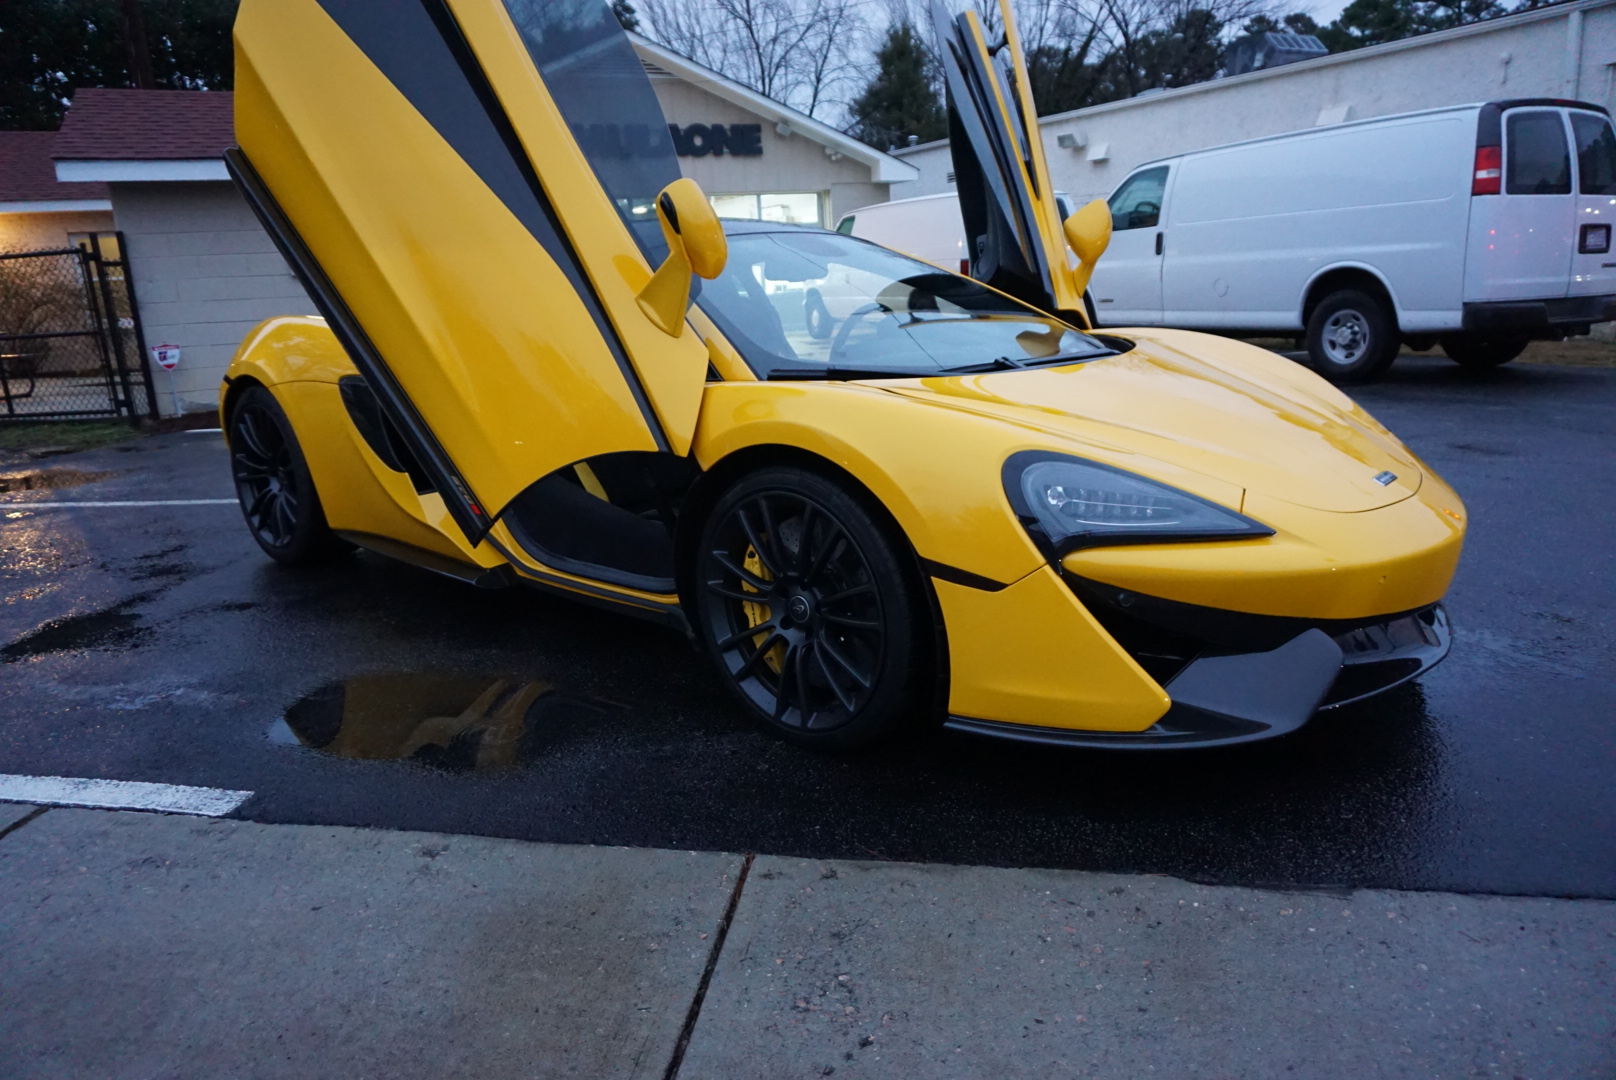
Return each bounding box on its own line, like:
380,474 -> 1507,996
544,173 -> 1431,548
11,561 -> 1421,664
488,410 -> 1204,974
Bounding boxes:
945,577 -> 1450,749
1463,294 -> 1616,337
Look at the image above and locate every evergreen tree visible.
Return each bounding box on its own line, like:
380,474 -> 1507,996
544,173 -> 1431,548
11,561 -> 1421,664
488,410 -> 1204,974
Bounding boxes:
847,23 -> 946,151
612,1 -> 639,32
1,0 -> 236,130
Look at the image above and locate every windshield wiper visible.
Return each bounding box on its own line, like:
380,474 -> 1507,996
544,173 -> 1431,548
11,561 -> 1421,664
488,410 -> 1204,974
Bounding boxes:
766,366 -> 926,381
942,349 -> 1115,374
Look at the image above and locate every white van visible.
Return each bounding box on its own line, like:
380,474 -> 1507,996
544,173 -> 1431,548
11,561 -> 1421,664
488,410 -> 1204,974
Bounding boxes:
841,99 -> 1616,382
837,190 -> 1076,274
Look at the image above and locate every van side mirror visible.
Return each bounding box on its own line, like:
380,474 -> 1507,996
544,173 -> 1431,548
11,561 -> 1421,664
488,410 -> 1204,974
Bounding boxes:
1062,198 -> 1112,297
637,178 -> 728,336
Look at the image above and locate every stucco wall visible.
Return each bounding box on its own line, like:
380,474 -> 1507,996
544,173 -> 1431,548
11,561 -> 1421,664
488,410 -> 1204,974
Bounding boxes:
0,209 -> 115,254
112,181 -> 310,416
649,78 -> 886,224
893,0 -> 1616,206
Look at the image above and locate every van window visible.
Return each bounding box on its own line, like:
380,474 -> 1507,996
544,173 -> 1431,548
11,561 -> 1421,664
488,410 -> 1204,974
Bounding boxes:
836,216 -> 856,235
1571,113 -> 1616,195
1108,167 -> 1168,230
1506,111 -> 1571,195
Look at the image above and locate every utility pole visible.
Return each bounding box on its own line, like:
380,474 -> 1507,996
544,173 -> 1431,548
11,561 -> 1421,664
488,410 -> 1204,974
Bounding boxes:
121,0 -> 156,90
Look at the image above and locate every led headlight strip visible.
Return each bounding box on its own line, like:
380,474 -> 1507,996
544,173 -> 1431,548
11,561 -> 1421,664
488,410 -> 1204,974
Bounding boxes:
1002,450 -> 1274,557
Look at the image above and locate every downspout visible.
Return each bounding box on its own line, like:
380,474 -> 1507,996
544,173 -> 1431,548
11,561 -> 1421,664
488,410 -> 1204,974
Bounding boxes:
1566,8 -> 1585,99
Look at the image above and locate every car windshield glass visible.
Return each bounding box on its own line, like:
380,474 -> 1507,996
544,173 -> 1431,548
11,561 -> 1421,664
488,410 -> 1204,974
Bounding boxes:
696,230 -> 1111,378
501,0 -> 682,262
1572,113 -> 1616,195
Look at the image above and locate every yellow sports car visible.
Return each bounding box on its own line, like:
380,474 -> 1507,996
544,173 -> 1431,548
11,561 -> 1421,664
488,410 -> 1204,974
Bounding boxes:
219,0 -> 1464,750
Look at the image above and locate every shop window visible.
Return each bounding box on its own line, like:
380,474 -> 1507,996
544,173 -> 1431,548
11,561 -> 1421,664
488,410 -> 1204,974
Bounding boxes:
708,192 -> 824,227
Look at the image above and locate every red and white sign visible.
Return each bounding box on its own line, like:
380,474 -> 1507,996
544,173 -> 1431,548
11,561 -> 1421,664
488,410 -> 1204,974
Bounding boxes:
151,344 -> 181,371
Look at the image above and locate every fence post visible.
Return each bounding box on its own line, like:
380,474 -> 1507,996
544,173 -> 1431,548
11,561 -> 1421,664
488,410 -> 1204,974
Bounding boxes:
113,232 -> 160,421
87,234 -> 140,424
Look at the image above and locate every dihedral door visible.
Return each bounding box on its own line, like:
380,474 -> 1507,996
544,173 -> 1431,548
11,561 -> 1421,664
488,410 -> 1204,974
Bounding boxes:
930,0 -> 1082,318
233,0 -> 709,542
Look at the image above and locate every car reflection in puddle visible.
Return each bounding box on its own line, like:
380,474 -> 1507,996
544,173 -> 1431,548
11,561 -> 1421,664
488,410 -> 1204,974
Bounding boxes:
270,673 -> 617,771
0,469 -> 116,495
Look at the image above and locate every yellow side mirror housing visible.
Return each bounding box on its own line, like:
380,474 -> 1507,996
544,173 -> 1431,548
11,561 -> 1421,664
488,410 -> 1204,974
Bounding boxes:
1063,198 -> 1112,299
637,178 -> 728,337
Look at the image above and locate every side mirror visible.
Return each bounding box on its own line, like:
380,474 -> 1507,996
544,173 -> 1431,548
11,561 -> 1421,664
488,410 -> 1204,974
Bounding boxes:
637,178 -> 728,337
1062,198 -> 1112,298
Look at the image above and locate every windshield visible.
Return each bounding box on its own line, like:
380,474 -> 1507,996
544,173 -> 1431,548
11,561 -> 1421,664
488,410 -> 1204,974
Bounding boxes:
696,230 -> 1111,379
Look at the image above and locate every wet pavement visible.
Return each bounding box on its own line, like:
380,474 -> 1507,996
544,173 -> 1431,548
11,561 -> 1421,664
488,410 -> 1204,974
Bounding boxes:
0,357 -> 1611,899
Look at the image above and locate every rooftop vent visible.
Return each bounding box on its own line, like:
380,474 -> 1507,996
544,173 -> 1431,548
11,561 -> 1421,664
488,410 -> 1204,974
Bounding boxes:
1223,32 -> 1328,77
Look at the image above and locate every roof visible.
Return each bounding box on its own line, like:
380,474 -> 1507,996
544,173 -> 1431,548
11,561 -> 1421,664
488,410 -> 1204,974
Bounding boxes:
53,88 -> 234,160
627,35 -> 918,185
0,131 -> 110,208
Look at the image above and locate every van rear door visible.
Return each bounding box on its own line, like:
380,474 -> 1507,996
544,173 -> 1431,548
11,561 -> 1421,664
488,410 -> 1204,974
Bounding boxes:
1467,107 -> 1575,302
1568,109 -> 1616,298
930,0 -> 1082,319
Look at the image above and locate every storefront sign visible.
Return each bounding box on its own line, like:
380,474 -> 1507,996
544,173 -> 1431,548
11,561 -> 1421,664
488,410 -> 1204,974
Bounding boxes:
669,123 -> 763,158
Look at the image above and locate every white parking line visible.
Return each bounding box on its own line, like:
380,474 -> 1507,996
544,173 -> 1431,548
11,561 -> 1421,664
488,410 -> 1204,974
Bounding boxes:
0,774 -> 252,816
0,499 -> 238,508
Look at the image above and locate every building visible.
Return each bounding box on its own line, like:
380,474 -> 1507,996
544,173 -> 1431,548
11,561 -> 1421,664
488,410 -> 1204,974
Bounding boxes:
892,0 -> 1616,208
0,132 -> 113,253
40,37 -> 914,416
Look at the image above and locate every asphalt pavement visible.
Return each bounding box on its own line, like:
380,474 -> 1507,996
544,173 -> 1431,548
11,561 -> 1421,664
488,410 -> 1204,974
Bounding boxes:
0,356 -> 1612,899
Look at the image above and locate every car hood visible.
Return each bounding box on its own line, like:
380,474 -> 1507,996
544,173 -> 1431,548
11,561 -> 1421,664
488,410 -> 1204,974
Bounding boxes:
883,329 -> 1422,513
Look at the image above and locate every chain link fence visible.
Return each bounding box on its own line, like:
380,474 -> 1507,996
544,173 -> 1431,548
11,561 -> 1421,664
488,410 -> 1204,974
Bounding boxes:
0,234 -> 157,421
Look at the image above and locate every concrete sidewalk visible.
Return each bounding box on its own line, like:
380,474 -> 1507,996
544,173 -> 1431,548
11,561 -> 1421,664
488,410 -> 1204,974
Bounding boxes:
0,806 -> 1611,1079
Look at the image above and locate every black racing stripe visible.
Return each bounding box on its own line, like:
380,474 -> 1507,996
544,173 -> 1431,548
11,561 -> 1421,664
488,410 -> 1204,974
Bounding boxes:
313,0 -> 670,451
923,559 -> 1009,592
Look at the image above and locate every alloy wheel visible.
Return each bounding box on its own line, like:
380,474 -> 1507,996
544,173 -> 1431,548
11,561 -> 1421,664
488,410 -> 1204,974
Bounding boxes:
232,401 -> 300,550
701,491 -> 885,732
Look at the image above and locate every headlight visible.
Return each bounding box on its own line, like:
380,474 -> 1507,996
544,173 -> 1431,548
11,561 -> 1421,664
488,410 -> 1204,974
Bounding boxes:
1004,451 -> 1273,554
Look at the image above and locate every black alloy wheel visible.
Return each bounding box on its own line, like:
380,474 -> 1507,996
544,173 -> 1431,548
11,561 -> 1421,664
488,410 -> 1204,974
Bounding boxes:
1305,289 -> 1399,383
229,385 -> 348,564
1439,332 -> 1530,369
695,467 -> 925,750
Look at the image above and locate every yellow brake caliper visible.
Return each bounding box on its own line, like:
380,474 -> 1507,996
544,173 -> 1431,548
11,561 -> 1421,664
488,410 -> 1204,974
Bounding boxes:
741,546 -> 786,674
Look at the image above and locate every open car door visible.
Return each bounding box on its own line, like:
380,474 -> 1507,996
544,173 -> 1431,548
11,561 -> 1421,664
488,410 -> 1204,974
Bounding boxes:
231,0 -> 709,543
930,0 -> 1084,321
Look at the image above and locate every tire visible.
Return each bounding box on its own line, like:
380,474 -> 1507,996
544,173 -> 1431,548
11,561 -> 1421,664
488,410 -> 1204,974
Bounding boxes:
693,466 -> 926,750
1439,333 -> 1529,369
805,291 -> 833,340
1306,289 -> 1399,383
228,385 -> 349,564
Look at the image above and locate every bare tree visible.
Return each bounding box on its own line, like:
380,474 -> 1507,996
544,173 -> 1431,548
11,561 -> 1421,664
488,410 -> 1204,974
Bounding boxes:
639,0 -> 870,122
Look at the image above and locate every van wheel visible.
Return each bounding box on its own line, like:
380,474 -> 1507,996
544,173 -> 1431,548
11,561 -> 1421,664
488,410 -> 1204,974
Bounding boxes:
1306,290 -> 1398,383
694,466 -> 925,751
1439,333 -> 1529,369
805,292 -> 833,340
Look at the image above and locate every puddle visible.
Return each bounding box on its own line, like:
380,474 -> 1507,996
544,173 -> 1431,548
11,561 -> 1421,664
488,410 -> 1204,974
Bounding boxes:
1,595 -> 155,662
0,469 -> 116,494
270,673 -> 617,770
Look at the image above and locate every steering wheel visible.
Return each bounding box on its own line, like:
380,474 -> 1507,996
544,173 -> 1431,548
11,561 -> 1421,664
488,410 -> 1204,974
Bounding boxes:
828,302 -> 892,364
1130,202 -> 1160,228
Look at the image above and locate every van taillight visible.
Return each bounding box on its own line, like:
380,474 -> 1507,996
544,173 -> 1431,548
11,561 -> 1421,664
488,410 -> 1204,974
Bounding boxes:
959,258 -> 971,274
1473,146 -> 1502,195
